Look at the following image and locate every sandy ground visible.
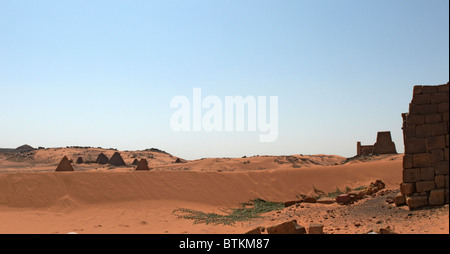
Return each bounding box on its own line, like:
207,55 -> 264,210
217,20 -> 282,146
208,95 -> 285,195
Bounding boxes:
0,148 -> 447,234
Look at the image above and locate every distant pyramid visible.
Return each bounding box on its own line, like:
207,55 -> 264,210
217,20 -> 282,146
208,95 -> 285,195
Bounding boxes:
55,156 -> 74,172
15,144 -> 35,153
76,157 -> 84,164
109,152 -> 126,166
174,158 -> 186,163
96,153 -> 109,164
132,159 -> 139,165
136,159 -> 150,171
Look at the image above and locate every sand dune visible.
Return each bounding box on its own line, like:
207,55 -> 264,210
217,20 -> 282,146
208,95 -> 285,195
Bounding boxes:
0,160 -> 402,209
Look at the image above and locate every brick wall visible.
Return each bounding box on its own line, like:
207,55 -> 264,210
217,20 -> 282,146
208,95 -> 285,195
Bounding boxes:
401,83 -> 449,208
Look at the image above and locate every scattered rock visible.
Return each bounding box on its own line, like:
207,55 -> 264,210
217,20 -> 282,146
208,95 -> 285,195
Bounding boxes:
245,227 -> 263,234
385,197 -> 394,204
308,223 -> 324,234
284,200 -> 303,207
267,221 -> 306,234
317,198 -> 335,204
303,197 -> 317,203
336,194 -> 351,205
378,227 -> 397,234
394,193 -> 406,206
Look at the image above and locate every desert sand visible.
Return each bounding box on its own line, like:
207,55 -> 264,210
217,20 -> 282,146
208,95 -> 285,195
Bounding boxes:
0,148 -> 448,234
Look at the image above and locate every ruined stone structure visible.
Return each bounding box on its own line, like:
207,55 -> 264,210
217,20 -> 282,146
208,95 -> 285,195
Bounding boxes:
400,82 -> 449,208
136,159 -> 150,171
357,131 -> 397,156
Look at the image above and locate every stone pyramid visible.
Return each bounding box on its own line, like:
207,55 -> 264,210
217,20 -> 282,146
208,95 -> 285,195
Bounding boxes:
132,159 -> 139,165
96,153 -> 109,164
136,159 -> 150,171
109,152 -> 126,166
76,157 -> 83,164
55,156 -> 74,172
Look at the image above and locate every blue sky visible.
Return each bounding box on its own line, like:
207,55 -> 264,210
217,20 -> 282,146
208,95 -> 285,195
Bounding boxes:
0,0 -> 448,159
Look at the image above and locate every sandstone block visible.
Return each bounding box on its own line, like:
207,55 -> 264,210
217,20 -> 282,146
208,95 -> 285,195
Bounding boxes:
404,138 -> 426,154
429,189 -> 445,205
400,183 -> 415,195
406,115 -> 424,125
394,193 -> 406,207
416,181 -> 435,192
406,196 -> 428,209
421,85 -> 439,94
403,154 -> 413,169
336,194 -> 351,205
405,125 -> 416,139
435,175 -> 446,189
446,175 -> 449,188
431,93 -> 449,104
420,167 -> 435,181
426,136 -> 446,151
435,161 -> 449,175
308,224 -> 324,234
431,123 -> 448,136
438,103 -> 449,113
413,153 -> 432,168
415,124 -> 433,138
438,84 -> 449,93
267,221 -> 306,234
430,149 -> 444,163
317,198 -> 335,204
445,147 -> 449,160
425,114 -> 442,124
446,188 -> 449,204
245,227 -> 262,234
303,197 -> 317,203
413,86 -> 423,95
413,94 -> 431,105
284,200 -> 303,207
403,168 -> 421,183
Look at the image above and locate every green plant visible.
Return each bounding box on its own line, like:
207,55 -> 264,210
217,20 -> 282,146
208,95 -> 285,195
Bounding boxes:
172,199 -> 284,226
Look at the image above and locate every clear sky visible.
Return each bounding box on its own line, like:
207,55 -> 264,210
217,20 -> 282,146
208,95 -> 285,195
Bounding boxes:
0,0 -> 448,159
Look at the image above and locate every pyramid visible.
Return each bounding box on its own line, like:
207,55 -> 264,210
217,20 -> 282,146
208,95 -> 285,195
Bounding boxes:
55,156 -> 74,172
174,158 -> 186,163
96,153 -> 109,164
132,159 -> 139,165
76,157 -> 84,164
136,159 -> 150,171
109,152 -> 126,166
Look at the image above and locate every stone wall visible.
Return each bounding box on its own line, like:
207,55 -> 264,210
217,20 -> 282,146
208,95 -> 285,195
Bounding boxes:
401,82 -> 449,208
